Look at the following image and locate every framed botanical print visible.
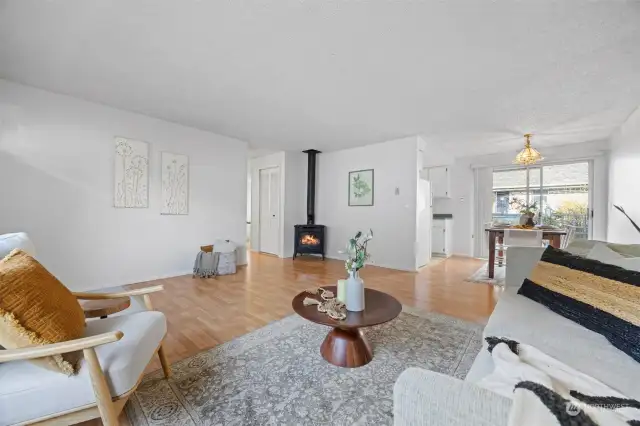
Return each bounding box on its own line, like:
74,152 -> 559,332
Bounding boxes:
348,169 -> 374,206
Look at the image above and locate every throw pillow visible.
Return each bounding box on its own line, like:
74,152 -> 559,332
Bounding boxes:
518,246 -> 640,362
586,243 -> 625,262
0,249 -> 86,374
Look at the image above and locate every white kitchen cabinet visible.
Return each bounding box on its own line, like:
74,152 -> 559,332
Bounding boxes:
426,166 -> 451,198
432,218 -> 453,257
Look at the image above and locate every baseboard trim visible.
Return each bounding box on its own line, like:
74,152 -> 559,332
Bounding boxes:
323,255 -> 416,273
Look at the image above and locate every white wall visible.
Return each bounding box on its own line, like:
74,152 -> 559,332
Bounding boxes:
0,79 -> 248,290
608,107 -> 640,244
316,136 -> 419,271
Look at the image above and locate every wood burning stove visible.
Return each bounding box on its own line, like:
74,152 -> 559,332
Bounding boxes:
293,149 -> 326,259
294,224 -> 325,259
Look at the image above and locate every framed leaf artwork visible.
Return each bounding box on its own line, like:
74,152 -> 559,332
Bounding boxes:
348,169 -> 374,206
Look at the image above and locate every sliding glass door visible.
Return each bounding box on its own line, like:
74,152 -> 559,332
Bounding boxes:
492,161 -> 591,239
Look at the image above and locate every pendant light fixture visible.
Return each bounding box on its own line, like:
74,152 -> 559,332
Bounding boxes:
513,134 -> 543,165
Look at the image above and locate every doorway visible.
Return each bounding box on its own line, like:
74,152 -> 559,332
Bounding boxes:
258,167 -> 281,255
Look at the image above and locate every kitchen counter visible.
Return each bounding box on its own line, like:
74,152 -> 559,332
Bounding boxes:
433,214 -> 453,219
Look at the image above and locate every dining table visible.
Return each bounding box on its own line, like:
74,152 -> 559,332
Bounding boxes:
485,227 -> 567,279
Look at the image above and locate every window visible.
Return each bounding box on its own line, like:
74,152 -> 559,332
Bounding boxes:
492,162 -> 590,239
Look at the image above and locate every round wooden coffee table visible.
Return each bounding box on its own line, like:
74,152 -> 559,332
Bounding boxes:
80,297 -> 131,319
292,286 -> 402,368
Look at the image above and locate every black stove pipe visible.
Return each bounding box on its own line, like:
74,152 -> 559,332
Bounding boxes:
302,149 -> 321,224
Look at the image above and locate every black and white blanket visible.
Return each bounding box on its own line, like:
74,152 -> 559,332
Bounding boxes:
478,337 -> 640,426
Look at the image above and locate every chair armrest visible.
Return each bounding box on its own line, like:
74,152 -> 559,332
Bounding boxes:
73,285 -> 164,300
394,368 -> 511,426
0,331 -> 123,363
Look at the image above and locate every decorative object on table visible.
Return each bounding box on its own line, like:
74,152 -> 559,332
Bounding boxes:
336,279 -> 347,303
302,287 -> 346,320
342,229 -> 373,312
510,197 -> 538,227
161,152 -> 189,215
126,307 -> 482,425
348,169 -> 374,206
513,133 -> 543,166
114,136 -> 149,208
613,205 -> 640,234
292,286 -> 404,368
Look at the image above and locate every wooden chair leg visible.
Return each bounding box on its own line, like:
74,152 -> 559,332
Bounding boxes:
157,344 -> 172,378
83,347 -> 119,426
143,294 -> 172,378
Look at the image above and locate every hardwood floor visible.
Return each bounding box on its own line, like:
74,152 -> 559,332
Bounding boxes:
84,252 -> 499,425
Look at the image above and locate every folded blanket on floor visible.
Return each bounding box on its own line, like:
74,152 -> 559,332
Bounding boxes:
478,337 -> 640,426
193,251 -> 220,278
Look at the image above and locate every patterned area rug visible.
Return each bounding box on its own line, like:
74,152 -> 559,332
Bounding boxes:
125,306 -> 483,425
465,263 -> 505,286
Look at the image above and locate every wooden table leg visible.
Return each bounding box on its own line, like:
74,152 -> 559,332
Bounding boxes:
488,231 -> 496,279
320,327 -> 373,368
549,234 -> 562,248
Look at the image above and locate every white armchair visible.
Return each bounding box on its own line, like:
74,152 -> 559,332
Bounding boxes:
0,233 -> 171,426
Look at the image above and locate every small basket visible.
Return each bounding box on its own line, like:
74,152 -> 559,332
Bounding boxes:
200,245 -> 214,253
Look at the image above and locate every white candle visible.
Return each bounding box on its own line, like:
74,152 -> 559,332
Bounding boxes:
337,279 -> 347,303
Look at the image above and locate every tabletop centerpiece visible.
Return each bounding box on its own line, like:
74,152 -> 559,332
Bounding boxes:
341,229 -> 373,312
510,197 -> 538,228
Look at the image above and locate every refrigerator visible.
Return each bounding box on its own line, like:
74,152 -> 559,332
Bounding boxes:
416,179 -> 433,269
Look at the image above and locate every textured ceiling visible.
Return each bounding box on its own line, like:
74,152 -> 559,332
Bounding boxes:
1,1 -> 639,155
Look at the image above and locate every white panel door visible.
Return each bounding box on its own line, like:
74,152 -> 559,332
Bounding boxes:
416,180 -> 432,268
259,167 -> 280,255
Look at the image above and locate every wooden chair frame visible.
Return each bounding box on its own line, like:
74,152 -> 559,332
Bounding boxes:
0,285 -> 171,426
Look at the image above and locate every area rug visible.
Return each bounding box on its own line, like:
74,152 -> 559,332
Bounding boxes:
465,263 -> 505,286
125,307 -> 483,425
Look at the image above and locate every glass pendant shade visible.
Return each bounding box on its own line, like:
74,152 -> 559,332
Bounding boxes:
513,134 -> 543,165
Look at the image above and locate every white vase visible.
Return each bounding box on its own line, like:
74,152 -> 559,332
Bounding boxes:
345,270 -> 365,312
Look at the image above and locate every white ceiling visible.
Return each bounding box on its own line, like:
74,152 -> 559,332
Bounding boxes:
1,1 -> 639,156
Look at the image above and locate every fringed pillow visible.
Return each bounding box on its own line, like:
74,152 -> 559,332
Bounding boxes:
0,249 -> 86,374
518,246 -> 640,362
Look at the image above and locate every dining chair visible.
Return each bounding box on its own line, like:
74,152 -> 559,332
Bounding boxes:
493,229 -> 543,267
561,225 -> 577,249
485,223 -> 504,266
503,229 -> 543,247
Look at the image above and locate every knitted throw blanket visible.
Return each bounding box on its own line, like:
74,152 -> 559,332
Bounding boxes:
478,337 -> 640,426
193,251 -> 220,278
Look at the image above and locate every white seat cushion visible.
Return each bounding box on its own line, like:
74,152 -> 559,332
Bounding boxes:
0,311 -> 166,425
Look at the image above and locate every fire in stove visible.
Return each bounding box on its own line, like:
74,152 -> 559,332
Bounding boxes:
300,234 -> 320,245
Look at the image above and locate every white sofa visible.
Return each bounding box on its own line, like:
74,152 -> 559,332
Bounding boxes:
394,245 -> 640,425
